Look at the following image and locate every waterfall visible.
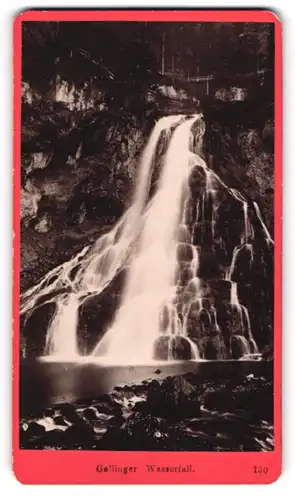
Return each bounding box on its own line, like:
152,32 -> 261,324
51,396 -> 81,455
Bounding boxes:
253,202 -> 274,245
45,294 -> 79,357
20,113 -> 273,363
92,116 -> 200,362
20,115 -> 183,314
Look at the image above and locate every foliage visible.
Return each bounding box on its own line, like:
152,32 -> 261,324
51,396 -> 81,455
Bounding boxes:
22,21 -> 274,103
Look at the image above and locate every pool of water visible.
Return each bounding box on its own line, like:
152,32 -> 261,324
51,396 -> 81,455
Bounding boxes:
20,357 -> 272,417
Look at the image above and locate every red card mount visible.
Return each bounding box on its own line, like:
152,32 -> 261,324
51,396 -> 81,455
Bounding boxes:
13,9 -> 282,485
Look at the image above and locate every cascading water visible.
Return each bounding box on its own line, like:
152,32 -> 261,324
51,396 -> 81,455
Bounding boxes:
45,294 -> 79,357
93,116 -> 200,362
20,113 -> 273,364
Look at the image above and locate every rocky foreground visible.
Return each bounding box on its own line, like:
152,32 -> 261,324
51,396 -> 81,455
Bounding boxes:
20,369 -> 274,452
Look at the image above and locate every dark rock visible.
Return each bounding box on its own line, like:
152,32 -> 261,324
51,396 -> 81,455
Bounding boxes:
177,224 -> 191,243
197,249 -> 220,279
145,375 -> 201,420
53,415 -> 69,426
63,423 -> 95,448
21,421 -> 46,440
108,414 -> 125,427
100,412 -> 170,450
133,401 -> 147,413
204,335 -> 227,360
96,393 -> 114,405
261,344 -> 273,361
176,243 -> 194,262
21,302 -> 56,357
57,403 -> 89,426
93,402 -> 122,416
204,387 -> 237,413
207,279 -> 232,302
32,429 -> 66,449
153,335 -> 193,361
230,335 -> 250,359
188,166 -> 207,192
83,408 -> 100,425
77,273 -> 124,354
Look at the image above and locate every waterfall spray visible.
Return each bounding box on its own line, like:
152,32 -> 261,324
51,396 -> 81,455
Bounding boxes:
92,116 -> 201,362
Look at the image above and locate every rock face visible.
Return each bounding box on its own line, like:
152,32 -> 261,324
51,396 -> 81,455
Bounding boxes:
20,106 -> 151,291
172,162 -> 274,358
203,100 -> 274,237
20,102 -> 274,360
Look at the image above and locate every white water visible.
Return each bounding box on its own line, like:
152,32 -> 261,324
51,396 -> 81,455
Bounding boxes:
45,294 -> 79,357
253,201 -> 274,245
20,115 -> 183,315
93,116 -> 200,362
20,113 -> 273,363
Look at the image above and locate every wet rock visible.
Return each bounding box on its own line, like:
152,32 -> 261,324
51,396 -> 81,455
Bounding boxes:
93,402 -> 122,416
230,245 -> 254,283
83,408 -> 101,425
197,249 -> 219,279
96,393 -> 115,405
63,423 -> 96,448
77,274 -> 123,354
230,335 -> 251,359
204,335 -> 227,360
57,403 -> 89,426
153,335 -> 193,361
133,401 -> 147,413
21,421 -> 46,441
207,279 -> 232,302
232,380 -> 273,422
21,302 -> 56,357
177,243 -> 194,262
32,429 -> 66,449
177,224 -> 191,243
108,414 -> 125,427
176,264 -> 194,286
262,344 -> 273,361
188,166 -> 207,192
204,387 -> 237,413
53,415 -> 69,427
145,375 -> 201,421
101,412 -> 170,450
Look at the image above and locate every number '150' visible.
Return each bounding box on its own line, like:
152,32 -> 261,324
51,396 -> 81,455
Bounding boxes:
253,466 -> 268,474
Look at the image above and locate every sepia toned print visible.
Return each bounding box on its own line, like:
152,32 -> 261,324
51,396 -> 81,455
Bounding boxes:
19,19 -> 275,455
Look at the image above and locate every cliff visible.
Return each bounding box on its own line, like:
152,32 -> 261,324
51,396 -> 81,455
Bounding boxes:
19,93 -> 274,360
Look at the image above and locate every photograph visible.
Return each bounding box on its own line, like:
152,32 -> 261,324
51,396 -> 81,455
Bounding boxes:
18,18 -> 275,454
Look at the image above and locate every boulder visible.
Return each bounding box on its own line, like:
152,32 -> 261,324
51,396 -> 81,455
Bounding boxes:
145,375 -> 201,420
204,387 -> 237,413
100,412 -> 170,450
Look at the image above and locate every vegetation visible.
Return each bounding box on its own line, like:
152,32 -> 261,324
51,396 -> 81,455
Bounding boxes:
22,21 -> 274,102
